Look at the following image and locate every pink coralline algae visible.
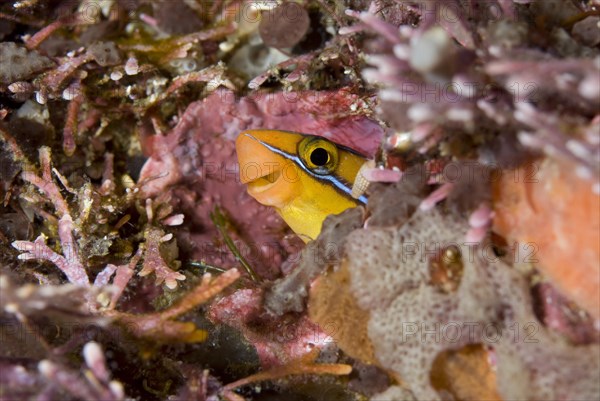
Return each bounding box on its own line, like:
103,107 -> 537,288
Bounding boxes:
209,288 -> 332,369
139,88 -> 384,279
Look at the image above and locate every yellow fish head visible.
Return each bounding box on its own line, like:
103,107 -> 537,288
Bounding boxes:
236,129 -> 367,242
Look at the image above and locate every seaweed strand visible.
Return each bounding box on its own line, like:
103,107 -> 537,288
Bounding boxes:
210,205 -> 261,283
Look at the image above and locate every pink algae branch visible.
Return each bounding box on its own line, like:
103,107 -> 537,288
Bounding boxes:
111,269 -> 241,343
21,147 -> 69,216
11,150 -> 241,340
10,146 -> 225,344
12,147 -> 116,291
138,225 -> 186,289
11,146 -> 189,295
13,147 -> 90,286
39,342 -> 125,401
13,233 -> 89,286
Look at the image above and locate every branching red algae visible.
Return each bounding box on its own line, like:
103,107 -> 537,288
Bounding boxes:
110,269 -> 241,343
221,349 -> 352,400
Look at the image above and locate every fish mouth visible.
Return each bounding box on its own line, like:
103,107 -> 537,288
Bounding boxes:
236,131 -> 301,207
246,168 -> 282,194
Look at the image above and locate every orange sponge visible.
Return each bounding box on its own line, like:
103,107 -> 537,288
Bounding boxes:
493,159 -> 600,319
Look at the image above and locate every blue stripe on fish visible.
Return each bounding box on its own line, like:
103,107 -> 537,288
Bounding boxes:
243,133 -> 368,205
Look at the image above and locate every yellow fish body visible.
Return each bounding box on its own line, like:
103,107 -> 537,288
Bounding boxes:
236,129 -> 368,242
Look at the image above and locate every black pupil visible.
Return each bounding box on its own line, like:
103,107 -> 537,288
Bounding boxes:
310,148 -> 329,166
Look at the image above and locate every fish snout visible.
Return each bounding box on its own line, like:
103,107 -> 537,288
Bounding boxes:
236,131 -> 301,207
236,132 -> 287,183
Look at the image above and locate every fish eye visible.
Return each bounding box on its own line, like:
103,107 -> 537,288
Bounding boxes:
310,148 -> 329,166
298,136 -> 339,175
